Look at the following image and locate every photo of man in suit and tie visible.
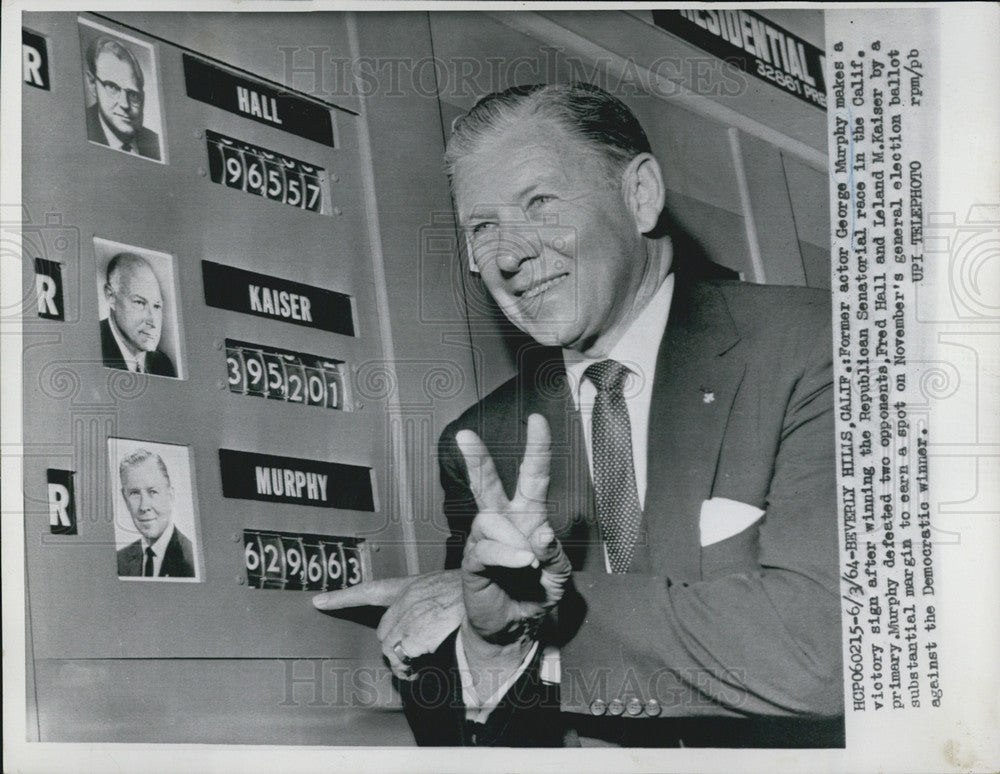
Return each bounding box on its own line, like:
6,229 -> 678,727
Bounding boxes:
314,82 -> 842,748
82,32 -> 162,161
99,252 -> 177,377
115,447 -> 196,580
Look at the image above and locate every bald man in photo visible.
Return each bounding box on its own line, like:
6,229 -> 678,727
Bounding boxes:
100,253 -> 176,377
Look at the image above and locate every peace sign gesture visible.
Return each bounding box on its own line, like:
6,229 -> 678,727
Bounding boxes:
458,414 -> 572,646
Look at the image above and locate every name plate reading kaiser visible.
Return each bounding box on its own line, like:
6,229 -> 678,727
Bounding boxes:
202,261 -> 355,336
183,54 -> 335,147
243,529 -> 368,590
219,449 -> 375,511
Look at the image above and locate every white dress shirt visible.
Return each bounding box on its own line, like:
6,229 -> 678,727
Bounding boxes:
562,272 -> 676,512
107,314 -> 148,372
140,521 -> 175,578
460,274 -> 676,714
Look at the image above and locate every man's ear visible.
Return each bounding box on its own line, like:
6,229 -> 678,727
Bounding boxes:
85,70 -> 97,104
622,153 -> 666,235
104,282 -> 116,309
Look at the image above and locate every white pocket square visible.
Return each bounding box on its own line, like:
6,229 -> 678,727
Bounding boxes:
699,497 -> 765,547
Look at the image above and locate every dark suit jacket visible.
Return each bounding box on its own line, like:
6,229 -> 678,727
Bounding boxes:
117,525 -> 195,578
402,278 -> 843,747
100,317 -> 176,377
86,105 -> 161,161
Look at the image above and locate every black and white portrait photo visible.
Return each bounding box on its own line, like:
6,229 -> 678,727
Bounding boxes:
109,438 -> 201,582
94,237 -> 184,378
78,17 -> 165,162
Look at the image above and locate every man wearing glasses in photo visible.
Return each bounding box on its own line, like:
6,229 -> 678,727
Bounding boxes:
84,36 -> 160,161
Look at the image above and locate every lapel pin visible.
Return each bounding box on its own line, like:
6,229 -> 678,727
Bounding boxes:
701,388 -> 715,404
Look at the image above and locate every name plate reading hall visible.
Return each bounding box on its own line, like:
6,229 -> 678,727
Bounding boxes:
183,54 -> 335,147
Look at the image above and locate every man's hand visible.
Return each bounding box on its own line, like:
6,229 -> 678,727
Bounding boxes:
312,569 -> 463,680
457,414 -> 572,649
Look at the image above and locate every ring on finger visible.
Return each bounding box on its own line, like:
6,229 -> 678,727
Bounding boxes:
392,640 -> 413,665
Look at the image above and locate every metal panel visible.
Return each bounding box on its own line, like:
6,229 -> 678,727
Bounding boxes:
23,11 -> 409,665
34,658 -> 411,744
735,130 -> 810,286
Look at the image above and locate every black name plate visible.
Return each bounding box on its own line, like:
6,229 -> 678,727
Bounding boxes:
183,54 -> 335,147
35,258 -> 65,320
23,29 -> 50,90
47,468 -> 77,535
202,261 -> 355,336
219,449 -> 375,511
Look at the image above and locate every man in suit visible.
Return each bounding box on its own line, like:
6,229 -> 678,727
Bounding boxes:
116,449 -> 195,578
100,252 -> 176,377
84,36 -> 161,161
314,83 -> 842,747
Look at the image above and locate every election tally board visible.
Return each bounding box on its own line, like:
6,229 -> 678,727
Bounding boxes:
18,11 -> 419,675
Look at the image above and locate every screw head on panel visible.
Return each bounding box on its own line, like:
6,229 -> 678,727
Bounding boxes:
197,167 -> 207,177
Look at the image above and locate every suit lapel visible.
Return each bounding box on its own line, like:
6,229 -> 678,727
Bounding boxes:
123,542 -> 143,576
161,530 -> 180,576
638,279 -> 745,582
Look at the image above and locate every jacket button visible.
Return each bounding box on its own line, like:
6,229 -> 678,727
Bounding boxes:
589,699 -> 607,716
626,697 -> 643,716
607,699 -> 624,716
644,699 -> 661,717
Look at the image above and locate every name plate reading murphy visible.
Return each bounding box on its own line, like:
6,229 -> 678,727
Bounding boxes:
219,449 -> 375,511
202,261 -> 355,336
182,54 -> 335,147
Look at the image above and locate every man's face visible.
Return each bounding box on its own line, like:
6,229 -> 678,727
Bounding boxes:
106,262 -> 163,355
454,117 -> 647,353
90,50 -> 144,142
120,458 -> 174,543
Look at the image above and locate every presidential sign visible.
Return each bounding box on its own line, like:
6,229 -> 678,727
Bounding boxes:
652,9 -> 827,110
